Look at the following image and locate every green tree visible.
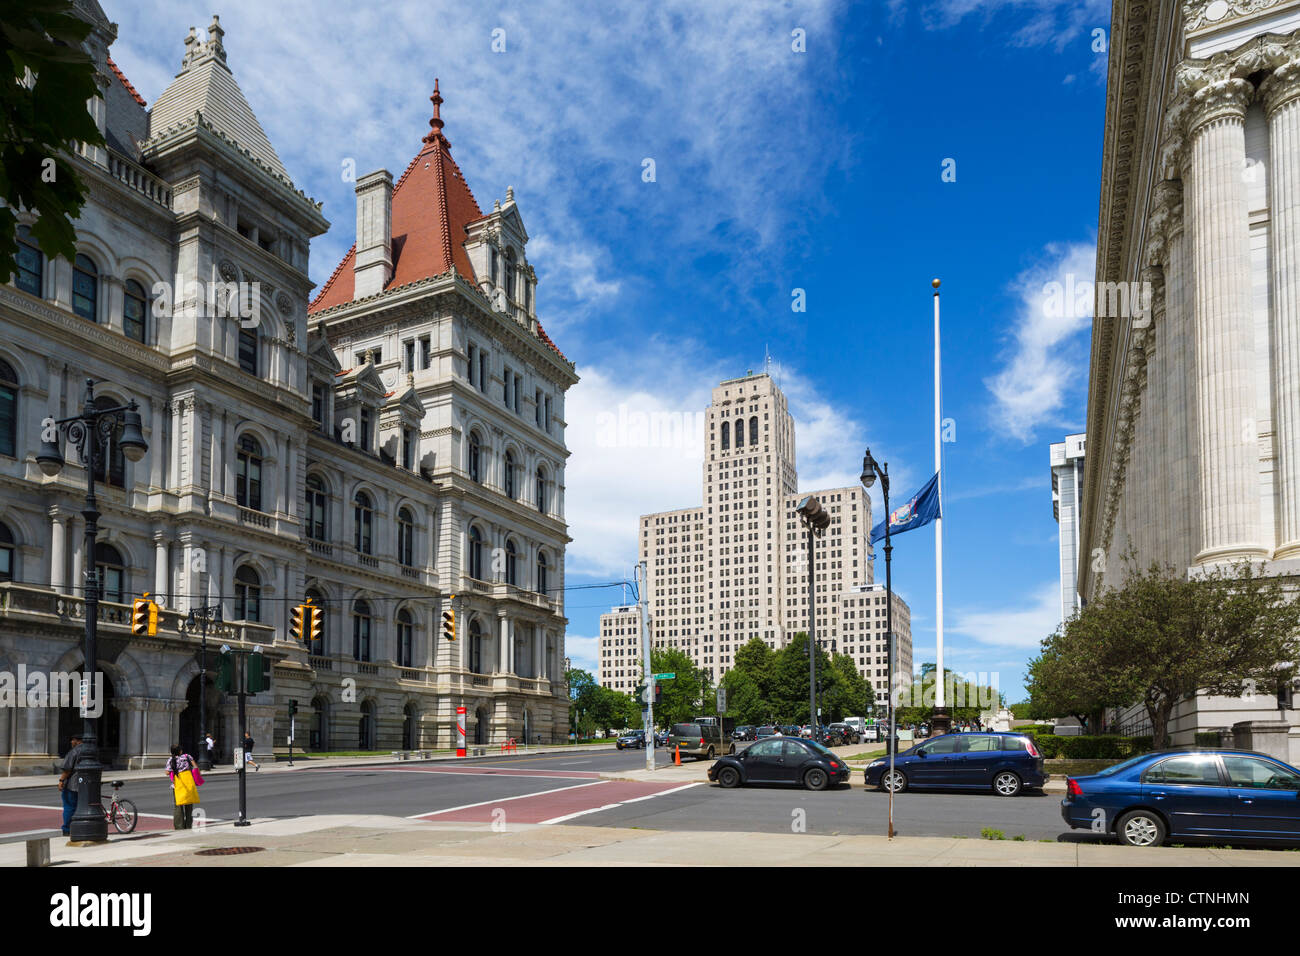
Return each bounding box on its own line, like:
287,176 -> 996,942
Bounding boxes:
1,0 -> 106,282
822,653 -> 874,720
719,669 -> 765,725
1030,560 -> 1300,749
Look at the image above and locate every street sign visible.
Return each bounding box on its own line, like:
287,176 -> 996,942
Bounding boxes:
716,687 -> 726,713
652,672 -> 676,680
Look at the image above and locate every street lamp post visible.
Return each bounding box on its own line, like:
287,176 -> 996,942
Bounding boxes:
37,379 -> 148,843
860,449 -> 896,838
796,496 -> 830,737
185,604 -> 223,770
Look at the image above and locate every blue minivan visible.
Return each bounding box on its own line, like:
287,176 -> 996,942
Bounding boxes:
864,732 -> 1047,796
1060,749 -> 1300,847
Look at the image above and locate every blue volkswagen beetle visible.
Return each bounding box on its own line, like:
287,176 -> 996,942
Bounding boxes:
1060,749 -> 1300,847
864,732 -> 1047,796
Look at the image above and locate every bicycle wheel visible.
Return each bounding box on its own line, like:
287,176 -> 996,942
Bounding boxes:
111,798 -> 138,834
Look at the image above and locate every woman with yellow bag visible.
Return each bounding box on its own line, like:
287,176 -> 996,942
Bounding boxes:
166,744 -> 201,829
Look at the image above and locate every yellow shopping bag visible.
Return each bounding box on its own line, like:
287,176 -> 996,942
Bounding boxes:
173,768 -> 200,806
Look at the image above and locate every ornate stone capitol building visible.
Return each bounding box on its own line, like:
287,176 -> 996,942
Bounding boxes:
1082,0 -> 1300,749
0,2 -> 575,772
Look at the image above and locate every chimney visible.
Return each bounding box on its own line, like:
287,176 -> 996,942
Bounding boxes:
353,169 -> 393,299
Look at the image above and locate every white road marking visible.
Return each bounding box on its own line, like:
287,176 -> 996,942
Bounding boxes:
407,780 -> 608,819
538,782 -> 704,825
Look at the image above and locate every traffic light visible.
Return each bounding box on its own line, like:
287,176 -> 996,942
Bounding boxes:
247,652 -> 269,693
634,683 -> 646,707
307,604 -> 323,647
291,601 -> 321,647
216,651 -> 234,692
654,682 -> 662,707
442,600 -> 456,642
288,699 -> 298,718
132,595 -> 158,636
290,603 -> 305,643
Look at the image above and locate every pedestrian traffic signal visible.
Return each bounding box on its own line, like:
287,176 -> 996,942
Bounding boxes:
635,683 -> 647,706
442,602 -> 456,642
654,682 -> 662,706
247,653 -> 270,694
131,595 -> 158,636
216,651 -> 234,692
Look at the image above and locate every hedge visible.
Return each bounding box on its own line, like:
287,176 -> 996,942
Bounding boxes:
1031,734 -> 1154,759
1015,724 -> 1056,736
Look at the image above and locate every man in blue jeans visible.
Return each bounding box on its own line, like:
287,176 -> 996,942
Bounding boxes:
57,734 -> 86,836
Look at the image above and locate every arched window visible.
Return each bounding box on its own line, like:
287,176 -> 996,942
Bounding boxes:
353,490 -> 373,554
720,421 -> 729,450
123,279 -> 148,343
468,525 -> 483,581
397,507 -> 414,567
0,359 -> 16,459
15,226 -> 42,297
396,608 -> 413,667
536,549 -> 548,597
72,254 -> 98,321
305,587 -> 326,654
734,418 -> 745,448
91,395 -> 125,487
504,450 -> 516,498
352,599 -> 372,661
536,467 -> 546,513
236,435 -> 263,511
306,475 -> 328,541
490,247 -> 499,284
505,539 -> 518,586
523,274 -> 531,314
238,326 -> 257,375
750,416 -> 758,445
468,432 -> 481,482
0,522 -> 14,582
234,565 -> 261,621
93,543 -> 125,604
469,618 -> 483,674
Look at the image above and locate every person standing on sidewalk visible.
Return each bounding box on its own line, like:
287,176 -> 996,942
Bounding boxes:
56,734 -> 86,836
204,730 -> 216,766
243,731 -> 260,771
166,745 -> 201,829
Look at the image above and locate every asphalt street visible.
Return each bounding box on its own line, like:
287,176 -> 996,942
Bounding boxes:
0,748 -> 1085,842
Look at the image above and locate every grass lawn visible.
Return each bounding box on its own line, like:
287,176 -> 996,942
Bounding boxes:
843,749 -> 886,762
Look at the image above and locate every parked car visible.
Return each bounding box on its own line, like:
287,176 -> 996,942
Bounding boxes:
755,725 -> 779,740
732,726 -> 755,742
616,730 -> 647,750
864,732 -> 1047,796
667,722 -> 735,760
828,723 -> 860,745
654,730 -> 670,748
708,737 -> 852,791
1061,748 -> 1300,847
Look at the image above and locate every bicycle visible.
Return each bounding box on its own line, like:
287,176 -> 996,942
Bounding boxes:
101,780 -> 138,834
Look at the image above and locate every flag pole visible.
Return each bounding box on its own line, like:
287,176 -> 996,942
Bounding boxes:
932,278 -> 950,736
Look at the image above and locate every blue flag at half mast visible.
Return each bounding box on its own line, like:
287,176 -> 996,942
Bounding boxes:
870,471 -> 942,545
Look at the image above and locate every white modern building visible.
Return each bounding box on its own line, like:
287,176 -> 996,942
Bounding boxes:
1050,433 -> 1086,627
1081,0 -> 1300,750
605,372 -> 911,703
0,3 -> 574,772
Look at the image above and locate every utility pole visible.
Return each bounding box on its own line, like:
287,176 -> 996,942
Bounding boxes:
637,561 -> 654,773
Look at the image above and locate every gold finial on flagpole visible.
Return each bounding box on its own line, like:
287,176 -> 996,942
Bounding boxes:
931,278 -> 941,289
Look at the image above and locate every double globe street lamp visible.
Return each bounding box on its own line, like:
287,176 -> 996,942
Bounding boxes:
37,379 -> 148,843
796,494 -> 830,737
859,448 -> 898,837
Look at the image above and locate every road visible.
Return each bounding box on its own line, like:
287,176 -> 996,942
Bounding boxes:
0,748 -> 1076,841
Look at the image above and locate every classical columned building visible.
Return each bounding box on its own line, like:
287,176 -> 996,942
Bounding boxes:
1081,0 -> 1300,750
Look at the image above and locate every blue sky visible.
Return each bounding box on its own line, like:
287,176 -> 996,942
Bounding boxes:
106,0 -> 1112,700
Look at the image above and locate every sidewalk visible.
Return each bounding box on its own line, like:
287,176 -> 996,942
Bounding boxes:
0,743 -> 615,791
3,813 -> 1295,867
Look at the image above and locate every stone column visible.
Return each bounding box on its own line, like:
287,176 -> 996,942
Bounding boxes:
49,508 -> 66,593
1185,78 -> 1265,562
149,397 -> 164,491
169,400 -> 181,492
210,407 -> 224,498
153,532 -> 168,607
69,515 -> 83,597
1264,63 -> 1300,558
499,613 -> 509,673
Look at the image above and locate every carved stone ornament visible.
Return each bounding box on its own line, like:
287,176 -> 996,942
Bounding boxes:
1185,0 -> 1283,32
276,291 -> 293,316
217,259 -> 237,282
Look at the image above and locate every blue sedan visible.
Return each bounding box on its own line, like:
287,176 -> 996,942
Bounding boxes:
864,732 -> 1048,796
1060,749 -> 1300,847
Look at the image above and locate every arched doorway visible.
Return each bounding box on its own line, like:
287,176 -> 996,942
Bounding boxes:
359,700 -> 376,750
57,677 -> 119,764
179,673 -> 218,759
474,705 -> 488,745
402,704 -> 417,750
311,695 -> 329,751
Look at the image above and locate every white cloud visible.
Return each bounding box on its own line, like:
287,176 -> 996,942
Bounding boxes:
910,0 -> 1111,51
949,581 -> 1061,650
985,240 -> 1095,443
564,633 -> 600,674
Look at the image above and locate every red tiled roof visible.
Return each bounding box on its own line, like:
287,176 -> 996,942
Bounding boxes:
310,82 -> 482,313
106,56 -> 146,107
309,82 -> 569,367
